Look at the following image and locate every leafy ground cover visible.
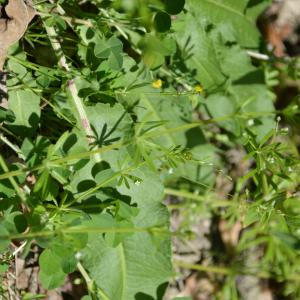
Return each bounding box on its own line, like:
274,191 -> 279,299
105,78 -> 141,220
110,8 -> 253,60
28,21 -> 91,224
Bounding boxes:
0,0 -> 300,299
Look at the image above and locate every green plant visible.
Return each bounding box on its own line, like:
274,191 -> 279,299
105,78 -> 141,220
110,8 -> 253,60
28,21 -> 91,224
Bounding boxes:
0,0 -> 300,299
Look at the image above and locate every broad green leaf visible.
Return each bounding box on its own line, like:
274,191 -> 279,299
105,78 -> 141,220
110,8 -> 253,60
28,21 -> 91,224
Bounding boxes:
154,11 -> 171,32
165,0 -> 185,15
209,23 -> 255,81
94,36 -> 123,70
205,93 -> 240,135
21,136 -> 51,167
39,249 -> 66,289
0,107 -> 15,123
246,0 -> 272,20
230,83 -> 275,140
186,0 -> 263,47
135,91 -> 191,147
81,296 -> 92,300
81,154 -> 172,299
7,90 -> 40,137
85,102 -> 133,146
140,35 -> 176,69
83,231 -> 171,300
0,226 -> 9,252
0,179 -> 15,199
173,14 -> 226,89
33,169 -> 59,201
81,213 -> 134,247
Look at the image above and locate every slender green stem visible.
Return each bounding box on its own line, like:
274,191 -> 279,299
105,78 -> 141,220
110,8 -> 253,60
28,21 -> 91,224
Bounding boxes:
261,172 -> 269,196
0,134 -> 25,160
164,188 -> 234,209
37,12 -> 93,27
165,188 -> 207,202
41,14 -> 101,163
71,161 -> 146,206
174,260 -> 231,275
0,155 -> 26,203
160,68 -> 193,91
77,262 -> 108,300
0,109 -> 277,181
0,226 -> 170,241
174,260 -> 300,282
99,8 -> 129,40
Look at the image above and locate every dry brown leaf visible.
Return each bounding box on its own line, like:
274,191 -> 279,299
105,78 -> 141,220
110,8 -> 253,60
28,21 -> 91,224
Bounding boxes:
0,0 -> 35,70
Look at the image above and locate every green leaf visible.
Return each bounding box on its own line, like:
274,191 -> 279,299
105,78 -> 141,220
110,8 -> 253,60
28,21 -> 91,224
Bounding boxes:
173,15 -> 226,89
186,0 -> 263,48
39,249 -> 66,289
244,205 -> 260,227
94,37 -> 123,70
81,159 -> 172,299
22,293 -> 47,300
61,256 -> 77,274
165,0 -> 185,15
154,11 -> 171,32
83,233 -> 171,300
135,91 -> 191,147
246,0 -> 272,20
33,170 -> 59,201
140,35 -> 176,69
230,82 -> 275,140
0,226 -> 10,252
205,93 -> 240,135
0,106 -> 15,123
7,90 -> 40,137
81,296 -> 92,300
85,102 -> 133,146
14,214 -> 28,233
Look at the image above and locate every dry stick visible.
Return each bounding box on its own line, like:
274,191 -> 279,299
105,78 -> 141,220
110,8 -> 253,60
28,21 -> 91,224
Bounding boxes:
42,23 -> 101,162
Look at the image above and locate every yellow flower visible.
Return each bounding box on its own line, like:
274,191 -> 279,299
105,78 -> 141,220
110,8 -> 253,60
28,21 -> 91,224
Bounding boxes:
194,84 -> 204,93
152,79 -> 163,89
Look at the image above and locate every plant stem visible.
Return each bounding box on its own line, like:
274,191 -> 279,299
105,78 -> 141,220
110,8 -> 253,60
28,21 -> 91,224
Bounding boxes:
0,226 -> 170,241
99,8 -> 129,40
41,16 -> 101,162
37,12 -> 93,27
165,188 -> 206,201
174,260 -> 300,281
0,154 -> 26,203
174,260 -> 231,275
261,172 -> 269,196
0,134 -> 25,160
165,188 -> 233,209
77,262 -> 98,300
